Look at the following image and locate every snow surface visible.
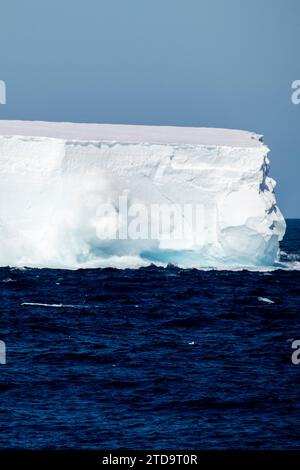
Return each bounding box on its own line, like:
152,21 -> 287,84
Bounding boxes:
0,120 -> 262,147
0,120 -> 286,269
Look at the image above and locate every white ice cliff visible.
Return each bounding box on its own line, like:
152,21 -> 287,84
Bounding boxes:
0,120 -> 285,269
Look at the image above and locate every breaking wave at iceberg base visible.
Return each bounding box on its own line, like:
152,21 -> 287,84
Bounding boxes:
6,220 -> 299,272
3,235 -> 293,271
8,251 -> 300,272
275,253 -> 300,271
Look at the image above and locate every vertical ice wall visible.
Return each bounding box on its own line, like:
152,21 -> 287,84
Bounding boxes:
0,121 -> 286,269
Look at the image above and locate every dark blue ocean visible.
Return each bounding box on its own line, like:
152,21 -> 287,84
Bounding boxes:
0,220 -> 299,450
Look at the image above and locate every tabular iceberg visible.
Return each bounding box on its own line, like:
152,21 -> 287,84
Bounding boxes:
0,120 -> 285,269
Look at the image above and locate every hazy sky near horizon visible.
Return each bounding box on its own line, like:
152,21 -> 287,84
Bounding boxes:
0,0 -> 299,216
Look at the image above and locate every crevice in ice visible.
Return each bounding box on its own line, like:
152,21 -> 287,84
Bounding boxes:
266,204 -> 277,215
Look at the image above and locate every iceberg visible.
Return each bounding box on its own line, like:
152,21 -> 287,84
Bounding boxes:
0,120 -> 285,269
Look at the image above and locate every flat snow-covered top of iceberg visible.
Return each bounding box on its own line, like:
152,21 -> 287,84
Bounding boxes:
0,120 -> 263,148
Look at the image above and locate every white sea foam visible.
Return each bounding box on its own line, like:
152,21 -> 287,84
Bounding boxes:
258,297 -> 275,304
21,302 -> 88,308
21,302 -> 64,308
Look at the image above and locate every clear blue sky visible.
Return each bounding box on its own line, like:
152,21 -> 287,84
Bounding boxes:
0,0 -> 299,217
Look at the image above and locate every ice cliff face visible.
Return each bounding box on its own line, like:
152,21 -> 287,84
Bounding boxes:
0,121 -> 285,269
